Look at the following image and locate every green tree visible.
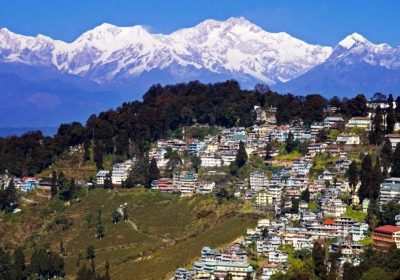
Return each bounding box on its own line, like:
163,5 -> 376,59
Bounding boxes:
3,179 -> 17,213
97,223 -> 104,239
190,155 -> 202,172
111,210 -> 122,224
225,272 -> 233,280
381,138 -> 392,176
386,94 -> 395,134
14,247 -> 25,280
148,158 -> 160,186
0,248 -> 14,280
348,161 -> 359,194
122,206 -> 128,221
342,262 -> 361,280
83,138 -> 91,162
86,245 -> 95,260
360,267 -> 392,280
366,199 -> 381,228
300,188 -> 310,203
51,171 -> 58,197
391,143 -> 400,177
93,140 -> 104,170
285,132 -> 296,153
359,154 -> 373,202
369,107 -> 384,145
312,242 -> 327,279
327,253 -> 338,280
235,141 -> 248,168
381,201 -> 400,225
371,157 -> 383,200
103,172 -> 113,189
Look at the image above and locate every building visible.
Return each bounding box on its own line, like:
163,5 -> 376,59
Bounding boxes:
214,262 -> 254,279
372,225 -> 400,251
250,170 -> 266,191
336,134 -> 360,145
387,134 -> 400,149
96,170 -> 110,185
200,154 -> 222,168
347,117 -> 371,130
324,116 -> 345,129
256,191 -> 272,207
111,162 -> 132,185
380,178 -> 400,205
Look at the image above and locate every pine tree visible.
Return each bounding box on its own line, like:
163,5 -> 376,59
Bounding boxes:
327,253 -> 338,280
369,107 -> 384,145
14,247 -> 25,280
235,141 -> 248,168
285,131 -> 296,153
83,139 -> 91,162
111,210 -> 122,224
366,199 -> 381,228
391,143 -> 400,177
371,157 -> 383,200
359,154 -> 373,202
312,242 -> 327,280
386,94 -> 395,134
0,248 -> 14,280
148,158 -> 160,186
97,223 -> 104,239
51,171 -> 58,197
348,161 -> 358,192
4,179 -> 17,213
381,138 -> 392,176
93,140 -> 104,170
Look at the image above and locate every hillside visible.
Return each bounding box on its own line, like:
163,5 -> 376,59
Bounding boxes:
0,188 -> 258,279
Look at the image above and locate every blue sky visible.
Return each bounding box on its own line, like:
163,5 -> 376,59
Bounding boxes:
1,0 -> 399,46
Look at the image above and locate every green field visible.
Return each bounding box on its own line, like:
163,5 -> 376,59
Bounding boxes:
0,188 -> 258,280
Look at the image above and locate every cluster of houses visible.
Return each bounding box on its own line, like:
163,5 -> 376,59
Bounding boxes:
96,159 -> 135,185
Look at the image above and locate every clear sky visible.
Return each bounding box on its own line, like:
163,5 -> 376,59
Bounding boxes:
1,0 -> 399,46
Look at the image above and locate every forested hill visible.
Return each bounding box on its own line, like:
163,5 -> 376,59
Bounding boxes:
0,79 -> 373,177
0,80 -> 261,176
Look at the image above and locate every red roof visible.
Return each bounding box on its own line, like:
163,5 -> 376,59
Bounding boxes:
324,218 -> 336,225
374,225 -> 400,234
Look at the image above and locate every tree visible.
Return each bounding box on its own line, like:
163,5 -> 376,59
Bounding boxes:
381,201 -> 400,225
103,172 -> 113,189
391,143 -> 400,177
359,154 -> 373,202
111,210 -> 122,224
235,141 -> 248,168
360,267 -> 392,280
2,179 -> 17,213
285,132 -> 296,153
14,247 -> 25,280
97,223 -> 104,239
396,96 -> 400,122
291,198 -> 299,213
381,138 -> 392,176
369,107 -> 384,145
386,94 -> 395,134
148,158 -> 160,186
343,262 -> 361,280
51,171 -> 58,197
366,199 -> 381,229
122,206 -> 128,221
190,155 -> 202,172
0,248 -> 14,280
83,138 -> 91,162
348,161 -> 359,193
87,245 -> 95,260
312,242 -> 327,279
327,253 -> 338,280
300,188 -> 310,203
371,157 -> 383,200
93,140 -> 104,170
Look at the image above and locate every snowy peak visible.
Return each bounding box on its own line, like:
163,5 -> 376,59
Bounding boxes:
338,32 -> 369,49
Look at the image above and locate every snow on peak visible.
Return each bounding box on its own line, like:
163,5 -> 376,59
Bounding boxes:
339,32 -> 368,49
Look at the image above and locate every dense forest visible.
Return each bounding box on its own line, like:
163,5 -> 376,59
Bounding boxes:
0,80 -> 399,177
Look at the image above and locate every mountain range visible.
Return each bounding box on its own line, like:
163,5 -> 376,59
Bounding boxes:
0,17 -> 399,130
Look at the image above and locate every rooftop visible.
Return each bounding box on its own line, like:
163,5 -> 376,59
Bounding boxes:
373,225 -> 400,234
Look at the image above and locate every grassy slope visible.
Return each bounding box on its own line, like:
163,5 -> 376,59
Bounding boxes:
1,188 -> 258,280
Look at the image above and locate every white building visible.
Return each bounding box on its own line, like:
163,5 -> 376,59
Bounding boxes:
111,162 -> 132,185
337,134 -> 360,145
96,170 -> 110,185
380,177 -> 400,205
250,170 -> 267,191
200,154 -> 222,168
347,117 -> 371,130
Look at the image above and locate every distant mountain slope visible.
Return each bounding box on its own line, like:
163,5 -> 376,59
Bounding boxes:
0,73 -> 121,127
274,33 -> 400,96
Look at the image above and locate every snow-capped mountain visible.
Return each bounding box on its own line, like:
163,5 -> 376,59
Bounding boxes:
1,17 -> 400,129
0,17 -> 332,86
274,33 -> 400,96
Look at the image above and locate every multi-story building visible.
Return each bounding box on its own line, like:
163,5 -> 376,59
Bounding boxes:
96,170 -> 110,185
250,169 -> 267,191
380,178 -> 400,205
372,225 -> 400,252
200,154 -> 222,168
347,117 -> 371,130
111,161 -> 132,185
